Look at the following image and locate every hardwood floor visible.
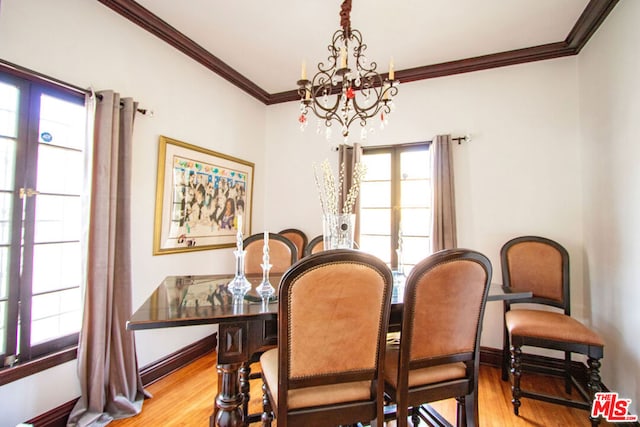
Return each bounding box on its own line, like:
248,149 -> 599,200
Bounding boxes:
110,351 -> 612,426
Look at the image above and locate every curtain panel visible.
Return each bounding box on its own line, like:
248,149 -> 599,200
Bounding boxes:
68,91 -> 146,427
431,134 -> 457,252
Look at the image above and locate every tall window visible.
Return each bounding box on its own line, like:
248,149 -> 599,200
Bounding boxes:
358,143 -> 432,273
0,71 -> 87,368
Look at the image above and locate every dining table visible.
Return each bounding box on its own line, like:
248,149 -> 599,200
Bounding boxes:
127,272 -> 531,427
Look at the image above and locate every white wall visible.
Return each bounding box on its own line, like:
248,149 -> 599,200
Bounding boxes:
0,0 -> 267,425
579,0 -> 640,414
265,57 -> 585,351
2,0 -> 636,423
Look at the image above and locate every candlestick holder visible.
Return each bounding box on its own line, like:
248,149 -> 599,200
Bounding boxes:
393,248 -> 406,300
228,226 -> 251,300
256,235 -> 275,308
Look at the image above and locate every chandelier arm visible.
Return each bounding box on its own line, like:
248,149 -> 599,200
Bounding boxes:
296,0 -> 398,140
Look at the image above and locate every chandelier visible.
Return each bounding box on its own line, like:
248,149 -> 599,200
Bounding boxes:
297,0 -> 399,142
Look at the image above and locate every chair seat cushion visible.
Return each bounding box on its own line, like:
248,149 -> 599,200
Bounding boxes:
260,348 -> 372,410
383,348 -> 467,389
506,309 -> 604,346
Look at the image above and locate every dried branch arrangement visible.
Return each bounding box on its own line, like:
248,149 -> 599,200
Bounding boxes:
313,159 -> 367,216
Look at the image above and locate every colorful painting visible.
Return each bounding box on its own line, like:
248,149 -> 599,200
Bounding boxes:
153,136 -> 254,254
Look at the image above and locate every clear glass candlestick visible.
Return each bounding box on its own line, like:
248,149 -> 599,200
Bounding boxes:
228,218 -> 251,300
255,231 -> 275,308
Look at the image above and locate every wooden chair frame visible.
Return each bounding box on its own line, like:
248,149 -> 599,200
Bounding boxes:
385,249 -> 492,427
501,236 -> 604,426
243,232 -> 297,274
261,249 -> 393,427
278,228 -> 308,261
303,235 -> 323,257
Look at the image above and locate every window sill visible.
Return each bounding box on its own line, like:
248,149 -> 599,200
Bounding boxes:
0,347 -> 77,386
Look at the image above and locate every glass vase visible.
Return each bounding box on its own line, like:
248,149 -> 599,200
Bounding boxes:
322,213 -> 356,250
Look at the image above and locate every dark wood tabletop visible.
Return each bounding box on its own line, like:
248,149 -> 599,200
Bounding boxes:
127,274 -> 531,331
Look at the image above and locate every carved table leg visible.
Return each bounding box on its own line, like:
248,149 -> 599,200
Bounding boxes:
212,363 -> 244,427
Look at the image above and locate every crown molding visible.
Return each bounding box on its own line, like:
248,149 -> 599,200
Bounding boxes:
97,0 -> 618,106
97,0 -> 270,103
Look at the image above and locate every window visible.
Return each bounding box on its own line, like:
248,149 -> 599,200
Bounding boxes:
358,143 -> 432,273
0,70 -> 87,369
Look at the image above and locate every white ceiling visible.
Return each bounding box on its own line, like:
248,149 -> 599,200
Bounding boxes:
134,0 -> 590,94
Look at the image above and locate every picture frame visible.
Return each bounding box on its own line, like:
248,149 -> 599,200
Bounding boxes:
153,135 -> 254,255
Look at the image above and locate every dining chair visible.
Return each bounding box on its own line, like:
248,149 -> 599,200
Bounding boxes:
500,236 -> 605,426
278,228 -> 308,261
260,249 -> 393,427
384,248 -> 492,427
243,232 -> 297,275
303,234 -> 324,257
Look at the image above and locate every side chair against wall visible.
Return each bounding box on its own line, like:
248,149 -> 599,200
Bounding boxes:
278,228 -> 308,261
384,249 -> 492,427
303,234 -> 324,257
500,236 -> 605,426
243,232 -> 297,275
260,249 -> 393,427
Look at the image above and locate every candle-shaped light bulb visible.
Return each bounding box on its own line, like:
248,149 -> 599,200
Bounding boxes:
383,84 -> 390,101
389,58 -> 395,81
301,61 -> 307,80
340,46 -> 347,68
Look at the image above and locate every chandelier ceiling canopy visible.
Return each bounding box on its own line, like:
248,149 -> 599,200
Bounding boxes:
297,0 -> 398,142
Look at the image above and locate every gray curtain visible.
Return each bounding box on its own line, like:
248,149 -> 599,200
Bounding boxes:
68,91 -> 146,426
431,134 -> 457,251
338,143 -> 363,244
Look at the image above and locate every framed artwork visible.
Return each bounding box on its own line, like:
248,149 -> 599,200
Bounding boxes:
153,135 -> 254,255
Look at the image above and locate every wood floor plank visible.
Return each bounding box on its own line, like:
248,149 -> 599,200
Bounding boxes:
110,351 -> 613,426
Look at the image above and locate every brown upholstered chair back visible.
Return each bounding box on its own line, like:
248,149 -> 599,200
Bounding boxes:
501,236 -> 569,311
400,249 -> 491,368
278,249 -> 392,391
303,235 -> 324,257
278,228 -> 308,261
243,233 -> 297,275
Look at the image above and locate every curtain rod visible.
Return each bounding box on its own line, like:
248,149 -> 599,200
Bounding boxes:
0,58 -> 149,115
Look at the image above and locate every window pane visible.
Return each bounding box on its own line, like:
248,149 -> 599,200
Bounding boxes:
34,194 -> 81,243
36,144 -> 83,195
31,242 -> 81,294
0,137 -> 17,191
39,94 -> 86,150
360,181 -> 390,208
0,192 -> 11,245
360,208 -> 390,235
400,208 -> 431,236
0,246 -> 8,299
403,236 -> 431,266
0,82 -> 18,138
31,288 -> 81,346
401,180 -> 431,207
359,235 -> 391,264
361,152 -> 390,180
400,149 -> 430,179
